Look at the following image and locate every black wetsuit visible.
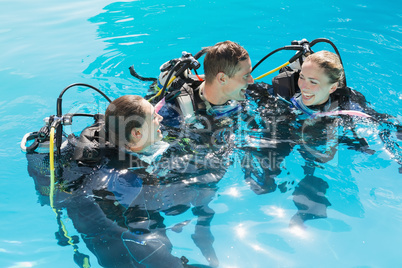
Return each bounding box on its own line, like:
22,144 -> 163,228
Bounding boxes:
26,127 -> 226,268
63,163 -> 219,267
240,77 -> 402,226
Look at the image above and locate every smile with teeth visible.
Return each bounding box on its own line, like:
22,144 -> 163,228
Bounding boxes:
302,92 -> 314,100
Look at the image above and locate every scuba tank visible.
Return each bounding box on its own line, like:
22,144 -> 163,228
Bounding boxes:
129,49 -> 208,125
21,84 -> 109,268
129,48 -> 208,104
21,83 -> 112,156
21,116 -> 69,154
156,54 -> 192,92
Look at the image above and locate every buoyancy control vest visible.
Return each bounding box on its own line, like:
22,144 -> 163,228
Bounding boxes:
72,119 -> 153,173
272,68 -> 300,101
72,114 -> 112,164
162,77 -> 242,125
166,78 -> 205,123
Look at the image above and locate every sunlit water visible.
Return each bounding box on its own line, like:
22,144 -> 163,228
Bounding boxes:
1,0 -> 401,267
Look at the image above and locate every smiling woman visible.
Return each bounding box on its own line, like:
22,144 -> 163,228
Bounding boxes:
298,51 -> 344,106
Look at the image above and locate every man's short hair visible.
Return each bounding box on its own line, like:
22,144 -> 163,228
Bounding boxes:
105,95 -> 146,146
204,41 -> 249,83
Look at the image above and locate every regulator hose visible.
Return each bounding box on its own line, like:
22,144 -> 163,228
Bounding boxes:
252,38 -> 346,86
55,83 -> 112,155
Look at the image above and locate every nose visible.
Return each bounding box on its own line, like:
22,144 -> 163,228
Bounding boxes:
157,113 -> 163,122
248,75 -> 254,84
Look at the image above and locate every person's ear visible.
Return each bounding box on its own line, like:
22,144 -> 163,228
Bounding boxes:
329,82 -> 338,94
217,72 -> 227,85
131,128 -> 142,139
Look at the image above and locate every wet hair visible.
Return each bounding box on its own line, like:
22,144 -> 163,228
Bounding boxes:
204,40 -> 249,83
105,95 -> 146,146
304,50 -> 345,87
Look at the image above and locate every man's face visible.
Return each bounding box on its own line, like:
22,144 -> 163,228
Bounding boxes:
222,57 -> 254,102
137,100 -> 163,148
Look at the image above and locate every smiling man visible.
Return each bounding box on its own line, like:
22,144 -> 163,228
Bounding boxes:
202,41 -> 254,105
158,40 -> 254,127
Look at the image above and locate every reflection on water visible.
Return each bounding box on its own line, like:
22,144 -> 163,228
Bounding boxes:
2,0 -> 402,267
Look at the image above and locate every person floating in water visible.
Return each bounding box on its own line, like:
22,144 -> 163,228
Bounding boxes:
243,49 -> 402,227
157,40 -> 254,128
25,94 -> 223,267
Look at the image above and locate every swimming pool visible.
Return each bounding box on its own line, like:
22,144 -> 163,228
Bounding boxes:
1,0 -> 401,267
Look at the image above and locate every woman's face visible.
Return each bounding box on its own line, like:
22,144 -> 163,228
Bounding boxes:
136,100 -> 163,149
298,61 -> 338,106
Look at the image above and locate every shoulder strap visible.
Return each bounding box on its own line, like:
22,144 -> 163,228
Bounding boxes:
73,115 -> 111,164
173,79 -> 203,123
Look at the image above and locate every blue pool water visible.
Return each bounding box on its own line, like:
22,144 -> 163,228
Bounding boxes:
1,0 -> 402,267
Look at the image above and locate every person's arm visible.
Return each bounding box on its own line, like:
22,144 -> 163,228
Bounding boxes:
190,186 -> 219,268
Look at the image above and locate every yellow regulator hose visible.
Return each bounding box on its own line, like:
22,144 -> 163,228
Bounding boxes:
255,61 -> 290,80
148,75 -> 177,102
49,126 -> 56,208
